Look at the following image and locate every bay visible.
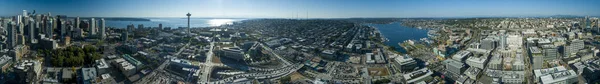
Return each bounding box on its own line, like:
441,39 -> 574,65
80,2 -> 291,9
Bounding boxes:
366,22 -> 429,53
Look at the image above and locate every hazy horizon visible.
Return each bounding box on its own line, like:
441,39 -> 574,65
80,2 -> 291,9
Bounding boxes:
1,0 -> 600,18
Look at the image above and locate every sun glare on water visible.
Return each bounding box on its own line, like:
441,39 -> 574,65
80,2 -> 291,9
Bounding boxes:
208,19 -> 235,26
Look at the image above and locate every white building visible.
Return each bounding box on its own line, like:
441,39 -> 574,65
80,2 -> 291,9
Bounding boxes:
533,66 -> 575,84
501,71 -> 525,84
452,50 -> 471,62
487,54 -> 502,70
89,18 -> 96,37
112,58 -> 136,76
100,18 -> 105,39
539,70 -> 577,84
506,34 -> 523,49
466,56 -> 488,69
95,59 -> 110,74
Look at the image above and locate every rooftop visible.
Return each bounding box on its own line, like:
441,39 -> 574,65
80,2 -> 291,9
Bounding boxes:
529,47 -> 542,54
452,50 -> 471,60
81,68 -> 97,81
122,54 -> 143,66
395,55 -> 416,65
0,55 -> 12,65
444,59 -> 464,68
540,70 -> 577,84
534,66 -> 567,78
96,59 -> 109,69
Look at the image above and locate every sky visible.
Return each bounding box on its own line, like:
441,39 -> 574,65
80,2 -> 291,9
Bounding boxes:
1,0 -> 599,18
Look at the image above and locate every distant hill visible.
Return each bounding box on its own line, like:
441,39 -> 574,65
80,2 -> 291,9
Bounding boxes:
67,17 -> 151,21
547,15 -> 584,18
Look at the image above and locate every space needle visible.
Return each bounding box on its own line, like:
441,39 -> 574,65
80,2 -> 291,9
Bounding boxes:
187,12 -> 191,37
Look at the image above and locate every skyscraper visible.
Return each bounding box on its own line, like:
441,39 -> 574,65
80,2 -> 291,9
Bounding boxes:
6,21 -> 16,49
89,18 -> 96,37
158,23 -> 162,30
22,10 -> 27,17
29,19 -> 35,44
17,15 -> 23,35
46,18 -> 53,39
127,24 -> 134,32
187,13 -> 191,36
122,30 -> 128,42
499,35 -> 507,49
60,21 -> 66,37
100,18 -> 105,39
76,17 -> 80,28
138,24 -> 143,29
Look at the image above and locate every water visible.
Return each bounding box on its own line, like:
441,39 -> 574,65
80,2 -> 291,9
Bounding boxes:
366,22 -> 429,53
105,18 -> 245,28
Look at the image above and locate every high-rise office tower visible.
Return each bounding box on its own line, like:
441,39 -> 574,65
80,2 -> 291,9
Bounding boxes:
127,24 -> 134,32
29,19 -> 35,44
89,18 -> 96,37
6,21 -> 16,49
187,13 -> 191,36
56,15 -> 66,35
158,23 -> 163,30
100,18 -> 105,39
122,30 -> 128,42
46,18 -> 53,39
138,24 -> 143,29
499,35 -> 507,49
23,10 -> 27,17
17,15 -> 23,35
67,25 -> 73,38
76,17 -> 80,28
60,21 -> 66,37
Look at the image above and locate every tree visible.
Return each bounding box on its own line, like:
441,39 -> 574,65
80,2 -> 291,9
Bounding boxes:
373,79 -> 391,84
279,76 -> 291,83
49,46 -> 102,67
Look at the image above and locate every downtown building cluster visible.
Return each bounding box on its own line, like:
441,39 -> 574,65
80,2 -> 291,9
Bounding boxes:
0,10 -> 109,83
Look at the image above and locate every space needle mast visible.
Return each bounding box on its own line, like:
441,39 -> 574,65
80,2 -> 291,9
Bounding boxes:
186,13 -> 191,37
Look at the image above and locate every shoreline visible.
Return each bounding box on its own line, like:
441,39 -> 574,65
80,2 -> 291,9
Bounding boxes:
366,21 -> 431,54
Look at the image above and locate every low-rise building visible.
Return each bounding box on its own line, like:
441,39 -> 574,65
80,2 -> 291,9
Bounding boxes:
95,59 -> 110,74
14,60 -> 42,83
530,47 -> 544,69
217,47 -> 247,61
570,59 -> 600,83
487,54 -> 502,70
0,55 -> 12,73
539,70 -> 577,84
501,71 -> 525,84
402,68 -> 433,84
464,67 -> 480,80
122,54 -> 143,67
452,50 -> 471,62
534,66 -> 577,84
79,68 -> 97,84
444,59 -> 466,79
394,55 -> 418,72
112,58 -> 137,76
